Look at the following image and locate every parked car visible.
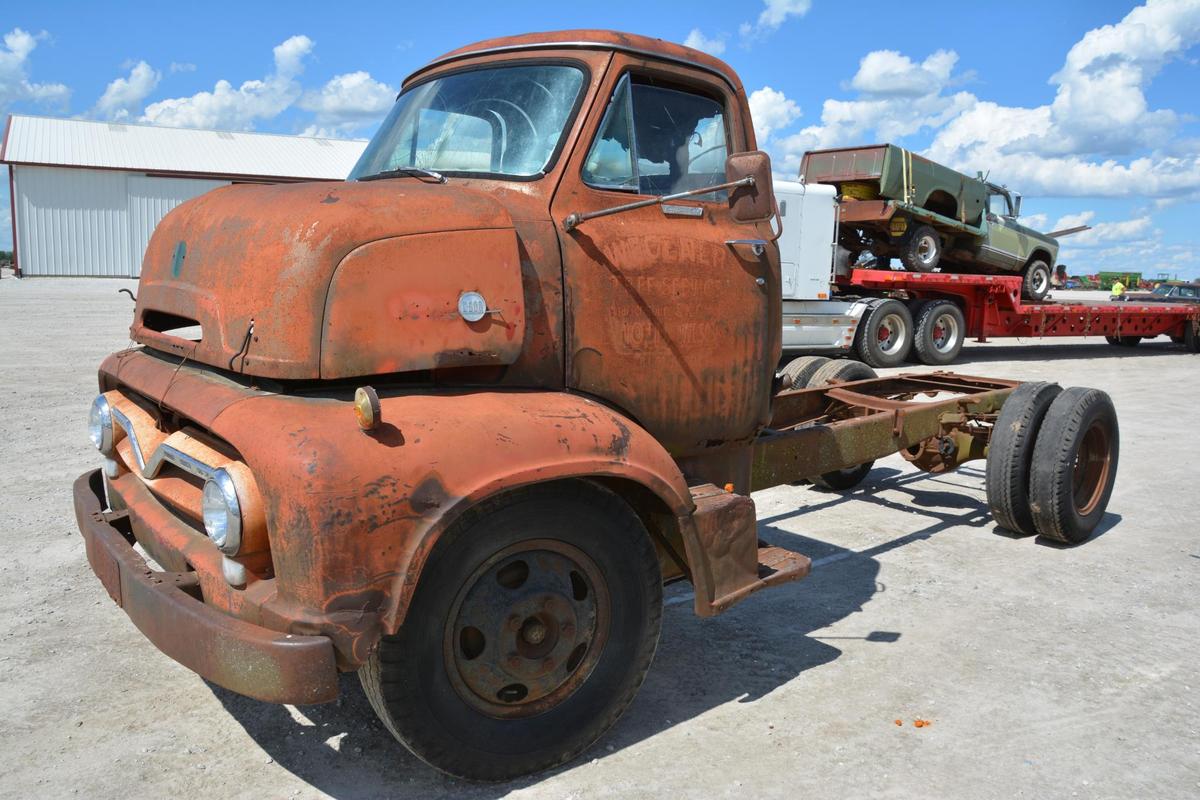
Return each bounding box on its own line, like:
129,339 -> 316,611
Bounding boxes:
800,144 -> 1060,301
1129,281 -> 1200,303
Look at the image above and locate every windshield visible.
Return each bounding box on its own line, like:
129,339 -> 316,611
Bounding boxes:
1152,285 -> 1173,296
349,64 -> 586,180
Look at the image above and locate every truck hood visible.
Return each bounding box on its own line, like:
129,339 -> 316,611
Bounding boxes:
131,180 -> 526,380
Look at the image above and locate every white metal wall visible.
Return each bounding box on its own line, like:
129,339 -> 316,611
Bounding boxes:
13,165 -> 227,276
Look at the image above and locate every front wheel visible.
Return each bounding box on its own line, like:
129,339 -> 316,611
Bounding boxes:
1022,260 -> 1052,301
360,483 -> 662,780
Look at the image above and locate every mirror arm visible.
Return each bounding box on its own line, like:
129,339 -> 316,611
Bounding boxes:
562,176 -> 755,231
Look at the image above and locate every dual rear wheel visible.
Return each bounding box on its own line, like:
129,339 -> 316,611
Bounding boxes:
985,382 -> 1119,544
854,298 -> 966,367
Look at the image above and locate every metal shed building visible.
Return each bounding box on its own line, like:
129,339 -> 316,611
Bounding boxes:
1,114 -> 368,277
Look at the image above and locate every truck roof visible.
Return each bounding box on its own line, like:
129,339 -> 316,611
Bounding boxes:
410,29 -> 744,92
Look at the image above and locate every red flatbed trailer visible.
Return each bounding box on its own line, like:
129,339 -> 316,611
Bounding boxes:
843,268 -> 1200,350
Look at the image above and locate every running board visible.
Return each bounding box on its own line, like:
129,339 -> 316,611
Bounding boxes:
683,484 -> 812,616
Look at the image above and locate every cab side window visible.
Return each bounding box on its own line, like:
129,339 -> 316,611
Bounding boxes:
988,193 -> 1011,217
583,74 -> 728,199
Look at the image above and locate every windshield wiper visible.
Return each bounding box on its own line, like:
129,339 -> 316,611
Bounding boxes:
359,166 -> 447,184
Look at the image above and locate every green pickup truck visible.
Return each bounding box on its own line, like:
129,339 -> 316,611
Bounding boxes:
801,144 -> 1059,301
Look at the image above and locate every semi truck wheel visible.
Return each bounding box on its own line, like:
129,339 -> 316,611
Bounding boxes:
360,482 -> 662,780
855,299 -> 913,368
985,382 -> 1062,536
900,225 -> 941,272
1029,388 -> 1119,544
913,301 -> 966,365
1185,323 -> 1200,353
1022,260 -> 1052,301
808,360 -> 878,489
779,355 -> 830,389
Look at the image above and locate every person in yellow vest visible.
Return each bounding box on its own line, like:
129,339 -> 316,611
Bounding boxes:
1110,278 -> 1127,301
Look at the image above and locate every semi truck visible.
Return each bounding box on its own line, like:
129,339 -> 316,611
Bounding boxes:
73,30 -> 1121,781
775,180 -> 1200,367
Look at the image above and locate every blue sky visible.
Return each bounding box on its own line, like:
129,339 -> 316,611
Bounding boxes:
3,0 -> 1199,277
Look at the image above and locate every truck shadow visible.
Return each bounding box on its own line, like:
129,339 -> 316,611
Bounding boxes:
210,463 -> 1111,798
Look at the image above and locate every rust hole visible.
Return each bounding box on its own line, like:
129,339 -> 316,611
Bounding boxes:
497,683 -> 528,703
459,626 -> 485,660
495,559 -> 529,590
566,643 -> 588,673
570,570 -> 588,601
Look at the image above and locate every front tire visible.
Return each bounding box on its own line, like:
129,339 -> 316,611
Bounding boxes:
360,482 -> 663,780
1022,260 -> 1052,301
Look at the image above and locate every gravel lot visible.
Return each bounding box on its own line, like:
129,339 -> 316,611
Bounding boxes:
1,275 -> 1197,799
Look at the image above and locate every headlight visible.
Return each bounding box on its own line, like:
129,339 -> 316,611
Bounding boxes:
201,470 -> 243,555
89,396 -> 113,454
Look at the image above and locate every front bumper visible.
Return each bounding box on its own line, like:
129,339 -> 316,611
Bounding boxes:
73,469 -> 340,704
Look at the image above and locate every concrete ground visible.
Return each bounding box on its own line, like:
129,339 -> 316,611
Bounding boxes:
1,276 -> 1197,800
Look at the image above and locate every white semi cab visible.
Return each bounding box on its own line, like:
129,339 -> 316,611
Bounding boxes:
776,180 -> 869,353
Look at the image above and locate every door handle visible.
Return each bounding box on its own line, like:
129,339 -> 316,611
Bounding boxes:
726,239 -> 767,257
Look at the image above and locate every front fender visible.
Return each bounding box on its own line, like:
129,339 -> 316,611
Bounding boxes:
211,389 -> 692,645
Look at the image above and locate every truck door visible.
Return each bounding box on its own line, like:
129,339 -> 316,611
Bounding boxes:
981,190 -> 1029,270
551,58 -> 779,455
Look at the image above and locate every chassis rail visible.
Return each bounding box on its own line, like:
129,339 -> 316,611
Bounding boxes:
753,372 -> 1018,489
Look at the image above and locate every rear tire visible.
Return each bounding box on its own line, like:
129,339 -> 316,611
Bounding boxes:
855,299 -> 914,368
913,301 -> 966,366
1185,323 -> 1200,353
808,361 -> 878,489
985,382 -> 1062,536
1022,260 -> 1051,302
360,482 -> 662,780
779,355 -> 830,390
809,358 -> 877,386
1029,388 -> 1119,544
900,225 -> 941,272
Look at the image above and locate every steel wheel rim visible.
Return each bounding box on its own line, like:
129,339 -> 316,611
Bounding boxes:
931,313 -> 960,353
916,235 -> 938,266
443,539 -> 610,719
1031,267 -> 1048,296
877,313 -> 907,354
1072,421 -> 1112,516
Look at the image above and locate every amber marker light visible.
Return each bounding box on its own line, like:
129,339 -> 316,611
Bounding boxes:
354,386 -> 381,432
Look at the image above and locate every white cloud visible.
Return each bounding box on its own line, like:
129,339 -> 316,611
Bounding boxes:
169,62 -> 196,74
740,0 -> 812,40
767,50 -> 975,175
748,86 -> 800,142
141,34 -> 314,130
683,28 -> 727,56
927,0 -> 1200,197
850,49 -> 958,96
297,70 -> 394,136
1054,214 -> 1154,245
0,28 -> 70,113
93,60 -> 160,120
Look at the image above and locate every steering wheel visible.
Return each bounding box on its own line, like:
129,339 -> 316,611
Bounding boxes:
686,144 -> 725,168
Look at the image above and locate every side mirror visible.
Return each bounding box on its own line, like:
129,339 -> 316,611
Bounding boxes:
1011,193 -> 1022,217
726,150 -> 775,223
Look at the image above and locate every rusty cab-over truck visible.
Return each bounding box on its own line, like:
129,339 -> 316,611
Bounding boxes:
74,31 -> 1120,780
